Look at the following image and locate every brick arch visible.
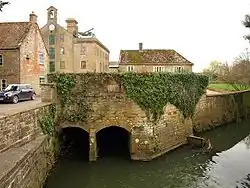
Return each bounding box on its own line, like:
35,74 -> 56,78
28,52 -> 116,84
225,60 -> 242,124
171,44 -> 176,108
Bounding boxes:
59,122 -> 89,133
95,124 -> 131,134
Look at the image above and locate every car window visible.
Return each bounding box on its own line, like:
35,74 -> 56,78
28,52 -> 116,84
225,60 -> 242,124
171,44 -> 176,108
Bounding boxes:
4,85 -> 18,91
19,86 -> 25,90
12,86 -> 18,91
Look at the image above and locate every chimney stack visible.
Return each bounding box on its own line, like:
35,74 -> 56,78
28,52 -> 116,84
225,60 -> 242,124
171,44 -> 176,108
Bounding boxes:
29,11 -> 37,23
139,42 -> 143,51
66,18 -> 78,35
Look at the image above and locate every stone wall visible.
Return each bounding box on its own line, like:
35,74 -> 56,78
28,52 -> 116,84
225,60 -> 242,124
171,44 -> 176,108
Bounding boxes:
0,49 -> 20,88
0,135 -> 55,188
41,81 -> 193,162
0,103 -> 53,153
194,90 -> 250,132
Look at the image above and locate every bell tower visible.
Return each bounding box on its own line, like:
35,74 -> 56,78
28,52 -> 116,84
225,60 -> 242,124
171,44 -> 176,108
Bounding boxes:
47,6 -> 57,24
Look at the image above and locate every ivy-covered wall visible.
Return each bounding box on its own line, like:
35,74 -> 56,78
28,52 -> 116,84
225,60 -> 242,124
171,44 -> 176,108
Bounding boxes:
47,72 -> 208,161
48,72 -> 208,123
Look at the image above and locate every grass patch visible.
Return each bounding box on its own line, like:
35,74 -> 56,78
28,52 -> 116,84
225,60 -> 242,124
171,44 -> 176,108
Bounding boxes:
208,83 -> 250,92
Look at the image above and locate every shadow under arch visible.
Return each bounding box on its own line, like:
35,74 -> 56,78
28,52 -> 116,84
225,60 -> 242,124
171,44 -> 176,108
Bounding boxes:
96,125 -> 131,159
58,127 -> 89,161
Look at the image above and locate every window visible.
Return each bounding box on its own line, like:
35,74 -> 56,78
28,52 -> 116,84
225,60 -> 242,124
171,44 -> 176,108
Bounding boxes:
1,79 -> 6,90
60,47 -> 65,55
49,35 -> 55,45
49,47 -> 55,59
39,53 -> 44,64
39,76 -> 45,84
174,66 -> 184,72
80,44 -> 87,55
60,34 -> 64,42
127,66 -> 134,72
0,54 -> 3,66
49,61 -> 55,72
153,66 -> 165,72
60,61 -> 65,69
81,61 -> 86,69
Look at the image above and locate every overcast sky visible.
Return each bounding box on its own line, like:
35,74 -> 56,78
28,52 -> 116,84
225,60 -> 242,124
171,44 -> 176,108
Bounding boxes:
1,0 -> 250,72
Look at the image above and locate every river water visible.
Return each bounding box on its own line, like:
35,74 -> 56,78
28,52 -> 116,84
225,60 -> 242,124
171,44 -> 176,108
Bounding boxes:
44,121 -> 250,188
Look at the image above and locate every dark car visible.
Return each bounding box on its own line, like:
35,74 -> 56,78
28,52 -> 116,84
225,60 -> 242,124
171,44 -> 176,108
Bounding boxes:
0,84 -> 36,104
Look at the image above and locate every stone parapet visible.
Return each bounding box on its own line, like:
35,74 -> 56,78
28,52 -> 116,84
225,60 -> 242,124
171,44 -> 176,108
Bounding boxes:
0,103 -> 53,153
194,90 -> 250,132
0,136 -> 55,188
40,83 -> 56,103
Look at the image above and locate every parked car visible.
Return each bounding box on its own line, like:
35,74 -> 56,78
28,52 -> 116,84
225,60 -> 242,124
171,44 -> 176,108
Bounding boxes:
0,84 -> 36,104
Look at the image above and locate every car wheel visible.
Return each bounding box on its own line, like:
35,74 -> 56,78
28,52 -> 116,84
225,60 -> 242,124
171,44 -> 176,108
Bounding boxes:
31,93 -> 36,100
12,96 -> 19,104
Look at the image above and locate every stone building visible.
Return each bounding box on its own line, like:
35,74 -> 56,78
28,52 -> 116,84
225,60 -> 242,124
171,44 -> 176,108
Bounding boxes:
40,6 -> 110,73
119,43 -> 193,72
0,12 -> 48,95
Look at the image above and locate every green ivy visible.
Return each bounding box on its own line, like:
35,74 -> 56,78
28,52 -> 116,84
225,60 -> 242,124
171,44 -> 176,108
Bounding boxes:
38,104 -> 56,137
48,72 -> 208,122
120,72 -> 208,121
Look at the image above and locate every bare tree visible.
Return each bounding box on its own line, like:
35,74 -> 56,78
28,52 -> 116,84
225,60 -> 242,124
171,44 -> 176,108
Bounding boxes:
0,1 -> 9,12
202,60 -> 223,81
218,50 -> 250,91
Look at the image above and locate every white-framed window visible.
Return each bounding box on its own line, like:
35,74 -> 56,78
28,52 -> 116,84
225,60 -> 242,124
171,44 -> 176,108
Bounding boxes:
1,79 -> 7,90
38,53 -> 44,65
39,76 -> 46,84
174,66 -> 184,72
60,47 -> 65,55
153,66 -> 165,72
127,65 -> 134,72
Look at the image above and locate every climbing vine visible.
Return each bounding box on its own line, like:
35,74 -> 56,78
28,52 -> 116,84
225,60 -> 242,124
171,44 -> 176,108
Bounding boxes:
38,104 -> 56,137
120,72 -> 208,121
48,72 -> 208,122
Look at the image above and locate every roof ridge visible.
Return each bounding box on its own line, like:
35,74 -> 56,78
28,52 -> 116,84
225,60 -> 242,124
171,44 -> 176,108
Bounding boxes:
121,49 -> 175,51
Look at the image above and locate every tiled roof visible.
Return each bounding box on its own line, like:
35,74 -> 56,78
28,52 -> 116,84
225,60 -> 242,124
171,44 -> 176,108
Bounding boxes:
119,49 -> 193,65
0,22 -> 31,50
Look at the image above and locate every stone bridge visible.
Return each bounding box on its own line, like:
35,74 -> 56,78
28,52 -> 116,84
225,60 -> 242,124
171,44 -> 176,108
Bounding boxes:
41,73 -> 250,162
41,75 -> 193,162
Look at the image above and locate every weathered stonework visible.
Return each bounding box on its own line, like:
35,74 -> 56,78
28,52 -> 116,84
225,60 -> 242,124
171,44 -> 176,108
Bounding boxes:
0,103 -> 52,153
0,135 -> 55,188
194,90 -> 250,132
41,82 -> 194,161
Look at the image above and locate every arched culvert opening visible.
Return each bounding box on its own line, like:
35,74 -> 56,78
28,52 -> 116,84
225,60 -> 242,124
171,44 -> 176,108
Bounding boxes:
96,126 -> 130,159
59,127 -> 89,161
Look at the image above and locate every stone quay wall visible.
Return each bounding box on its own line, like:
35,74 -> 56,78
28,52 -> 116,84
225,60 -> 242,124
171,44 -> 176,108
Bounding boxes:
194,90 -> 250,132
0,136 -> 55,188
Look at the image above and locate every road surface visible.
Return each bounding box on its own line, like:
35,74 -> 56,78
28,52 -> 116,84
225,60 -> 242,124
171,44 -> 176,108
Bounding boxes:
0,97 -> 47,118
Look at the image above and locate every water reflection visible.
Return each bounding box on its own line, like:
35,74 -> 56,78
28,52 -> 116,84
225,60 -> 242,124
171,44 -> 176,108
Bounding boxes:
44,121 -> 250,188
196,135 -> 250,188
